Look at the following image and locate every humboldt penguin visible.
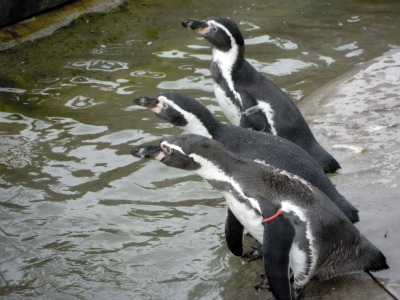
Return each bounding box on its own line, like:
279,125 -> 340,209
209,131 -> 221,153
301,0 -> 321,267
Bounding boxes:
182,17 -> 341,173
131,134 -> 388,300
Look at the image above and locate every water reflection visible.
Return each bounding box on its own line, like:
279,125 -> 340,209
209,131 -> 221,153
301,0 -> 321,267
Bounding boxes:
130,70 -> 165,78
245,35 -> 298,50
91,44 -> 128,55
66,60 -> 129,72
65,95 -> 104,109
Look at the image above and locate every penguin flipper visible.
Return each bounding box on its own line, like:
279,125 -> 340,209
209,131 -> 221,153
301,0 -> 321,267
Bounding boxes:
262,210 -> 296,300
238,91 -> 270,132
225,208 -> 244,256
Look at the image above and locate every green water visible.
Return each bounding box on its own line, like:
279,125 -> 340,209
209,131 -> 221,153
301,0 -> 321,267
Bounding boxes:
1,0 -> 400,299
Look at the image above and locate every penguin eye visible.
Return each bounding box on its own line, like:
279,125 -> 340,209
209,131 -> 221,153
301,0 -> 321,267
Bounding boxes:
208,25 -> 216,33
161,144 -> 173,155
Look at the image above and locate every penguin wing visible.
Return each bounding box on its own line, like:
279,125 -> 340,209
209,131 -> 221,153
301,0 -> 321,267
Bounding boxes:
238,90 -> 270,132
224,208 -> 245,256
260,198 -> 296,300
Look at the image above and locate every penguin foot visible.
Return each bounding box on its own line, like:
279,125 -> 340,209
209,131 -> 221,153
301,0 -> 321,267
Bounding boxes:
254,274 -> 270,293
242,245 -> 263,262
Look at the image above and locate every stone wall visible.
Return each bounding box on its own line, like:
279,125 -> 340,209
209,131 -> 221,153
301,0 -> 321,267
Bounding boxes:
0,0 -> 73,27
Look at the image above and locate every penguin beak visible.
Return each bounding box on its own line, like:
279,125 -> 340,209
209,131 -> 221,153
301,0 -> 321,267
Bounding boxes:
131,144 -> 164,161
133,96 -> 159,109
182,19 -> 210,35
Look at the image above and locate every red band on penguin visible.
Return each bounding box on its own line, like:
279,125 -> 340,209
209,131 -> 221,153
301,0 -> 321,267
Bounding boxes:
261,209 -> 283,223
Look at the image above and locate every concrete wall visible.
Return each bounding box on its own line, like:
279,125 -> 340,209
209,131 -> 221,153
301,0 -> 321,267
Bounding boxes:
0,0 -> 73,27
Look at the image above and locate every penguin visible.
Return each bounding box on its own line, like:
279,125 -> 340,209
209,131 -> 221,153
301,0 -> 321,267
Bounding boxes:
133,92 -> 359,224
133,92 -> 358,261
131,134 -> 388,300
182,17 -> 341,174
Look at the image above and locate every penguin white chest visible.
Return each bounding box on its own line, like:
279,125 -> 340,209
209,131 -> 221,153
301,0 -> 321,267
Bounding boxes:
222,191 -> 264,243
213,83 -> 242,126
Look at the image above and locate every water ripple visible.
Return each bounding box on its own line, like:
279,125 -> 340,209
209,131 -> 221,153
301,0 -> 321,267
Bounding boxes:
65,60 -> 129,72
157,76 -> 213,92
65,95 -> 104,109
130,70 -> 166,78
248,58 -> 318,76
246,35 -> 298,50
153,49 -> 188,59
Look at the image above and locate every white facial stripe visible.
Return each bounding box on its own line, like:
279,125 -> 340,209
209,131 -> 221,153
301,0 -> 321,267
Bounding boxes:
160,141 -> 186,155
208,20 -> 234,39
281,201 -> 317,287
189,153 -> 262,214
257,101 -> 277,135
208,20 -> 243,108
158,96 -> 212,138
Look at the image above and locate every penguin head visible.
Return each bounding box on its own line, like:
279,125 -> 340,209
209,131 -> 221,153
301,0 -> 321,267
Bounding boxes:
182,17 -> 244,52
133,134 -> 241,181
156,134 -> 206,171
130,135 -> 202,171
159,134 -> 237,175
133,93 -> 213,138
133,95 -> 187,127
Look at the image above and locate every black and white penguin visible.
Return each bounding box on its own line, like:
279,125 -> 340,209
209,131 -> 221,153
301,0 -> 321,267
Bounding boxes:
131,134 -> 388,300
182,17 -> 341,174
133,92 -> 359,226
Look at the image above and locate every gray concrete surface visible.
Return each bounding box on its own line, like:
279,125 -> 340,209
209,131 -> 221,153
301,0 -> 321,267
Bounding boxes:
299,50 -> 400,299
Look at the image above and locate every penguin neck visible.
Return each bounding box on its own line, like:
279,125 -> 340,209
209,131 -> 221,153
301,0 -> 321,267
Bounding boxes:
212,45 -> 244,75
190,151 -> 263,217
211,45 -> 245,113
181,105 -> 223,139
190,150 -> 241,183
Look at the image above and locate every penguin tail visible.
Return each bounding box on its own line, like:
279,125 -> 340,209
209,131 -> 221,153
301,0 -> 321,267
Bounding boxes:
364,250 -> 389,273
315,235 -> 388,281
323,159 -> 341,174
334,194 -> 360,224
359,236 -> 389,273
309,143 -> 341,174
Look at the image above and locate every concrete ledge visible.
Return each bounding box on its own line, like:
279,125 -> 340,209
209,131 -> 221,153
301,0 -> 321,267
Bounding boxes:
0,0 -> 122,51
300,49 -> 400,298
